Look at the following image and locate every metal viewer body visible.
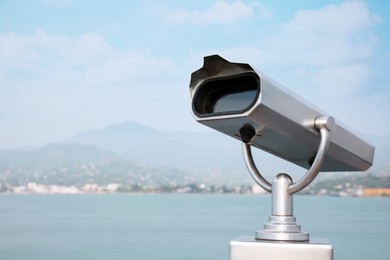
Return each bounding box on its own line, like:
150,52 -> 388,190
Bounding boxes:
188,54 -> 375,260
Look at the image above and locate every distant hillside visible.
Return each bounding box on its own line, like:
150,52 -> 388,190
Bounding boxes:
0,121 -> 388,189
68,121 -> 389,176
0,143 -> 196,187
0,143 -> 120,172
69,121 -> 246,170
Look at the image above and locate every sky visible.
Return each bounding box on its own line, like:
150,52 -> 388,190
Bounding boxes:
0,0 -> 389,149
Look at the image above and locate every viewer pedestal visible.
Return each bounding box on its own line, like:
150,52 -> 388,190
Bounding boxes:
229,236 -> 333,260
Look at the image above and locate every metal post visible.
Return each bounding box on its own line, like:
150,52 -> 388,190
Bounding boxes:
229,117 -> 334,260
255,173 -> 309,242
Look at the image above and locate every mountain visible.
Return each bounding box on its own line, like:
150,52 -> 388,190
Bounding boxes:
68,121 -> 389,175
69,121 -> 246,170
0,121 -> 388,189
0,143 -> 195,187
67,121 -> 258,185
0,143 -> 119,172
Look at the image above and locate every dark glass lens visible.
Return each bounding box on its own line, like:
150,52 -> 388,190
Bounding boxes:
193,74 -> 259,116
212,89 -> 257,113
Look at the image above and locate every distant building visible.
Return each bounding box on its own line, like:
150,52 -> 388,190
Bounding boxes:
363,188 -> 390,197
27,182 -> 48,193
252,184 -> 267,195
105,183 -> 120,192
82,183 -> 100,193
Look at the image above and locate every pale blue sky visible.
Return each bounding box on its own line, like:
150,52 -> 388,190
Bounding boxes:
0,0 -> 389,148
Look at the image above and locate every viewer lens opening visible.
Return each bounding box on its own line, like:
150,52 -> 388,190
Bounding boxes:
212,88 -> 257,113
193,74 -> 259,116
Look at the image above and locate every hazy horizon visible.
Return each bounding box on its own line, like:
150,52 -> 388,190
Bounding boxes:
1,0 -> 389,149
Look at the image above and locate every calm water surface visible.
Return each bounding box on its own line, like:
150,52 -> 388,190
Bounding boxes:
0,194 -> 389,260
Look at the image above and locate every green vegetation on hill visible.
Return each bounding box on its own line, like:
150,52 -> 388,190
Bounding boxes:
0,125 -> 389,193
0,143 -> 211,188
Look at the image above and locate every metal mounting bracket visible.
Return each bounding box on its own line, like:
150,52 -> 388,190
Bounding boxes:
242,116 -> 333,241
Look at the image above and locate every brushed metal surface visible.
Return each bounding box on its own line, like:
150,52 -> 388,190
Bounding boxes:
190,55 -> 374,172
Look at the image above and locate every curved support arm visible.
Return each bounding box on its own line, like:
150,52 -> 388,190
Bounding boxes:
288,116 -> 333,193
242,142 -> 272,193
242,116 -> 334,195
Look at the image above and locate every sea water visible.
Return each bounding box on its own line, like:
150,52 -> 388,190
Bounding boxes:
0,194 -> 388,260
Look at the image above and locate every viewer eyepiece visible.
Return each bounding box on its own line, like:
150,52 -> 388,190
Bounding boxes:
192,74 -> 260,116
